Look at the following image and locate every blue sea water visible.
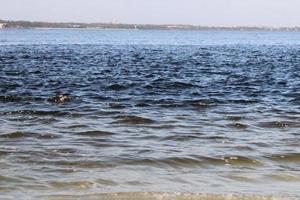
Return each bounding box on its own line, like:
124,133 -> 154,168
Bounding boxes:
0,29 -> 300,199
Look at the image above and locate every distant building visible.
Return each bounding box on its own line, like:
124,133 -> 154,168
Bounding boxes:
72,24 -> 81,28
0,23 -> 6,29
167,25 -> 178,29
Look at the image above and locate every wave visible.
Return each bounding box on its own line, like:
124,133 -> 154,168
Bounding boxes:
227,123 -> 248,129
0,95 -> 80,104
267,153 -> 300,163
1,109 -> 81,117
123,156 -> 263,168
113,115 -> 156,125
258,121 -> 299,129
0,131 -> 60,139
76,130 -> 115,137
0,95 -> 43,103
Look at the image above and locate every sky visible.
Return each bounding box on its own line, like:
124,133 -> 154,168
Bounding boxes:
1,0 -> 300,27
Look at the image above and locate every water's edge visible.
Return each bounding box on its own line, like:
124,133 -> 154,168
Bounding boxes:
41,193 -> 300,200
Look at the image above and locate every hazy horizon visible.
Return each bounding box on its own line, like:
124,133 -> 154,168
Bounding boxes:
1,0 -> 300,27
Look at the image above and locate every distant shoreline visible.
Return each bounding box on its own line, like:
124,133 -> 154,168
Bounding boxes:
1,19 -> 300,32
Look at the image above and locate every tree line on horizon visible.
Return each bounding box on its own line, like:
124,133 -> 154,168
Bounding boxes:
1,19 -> 300,31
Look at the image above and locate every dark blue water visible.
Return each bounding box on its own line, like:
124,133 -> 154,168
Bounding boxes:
0,29 -> 300,199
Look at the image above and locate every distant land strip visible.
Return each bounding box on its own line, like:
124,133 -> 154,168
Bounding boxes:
1,19 -> 300,31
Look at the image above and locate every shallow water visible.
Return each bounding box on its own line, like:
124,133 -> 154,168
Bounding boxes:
0,29 -> 300,199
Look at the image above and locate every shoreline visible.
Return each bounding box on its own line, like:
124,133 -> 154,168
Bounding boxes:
39,192 -> 300,200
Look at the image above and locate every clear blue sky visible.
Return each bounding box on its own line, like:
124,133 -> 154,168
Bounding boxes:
1,0 -> 300,27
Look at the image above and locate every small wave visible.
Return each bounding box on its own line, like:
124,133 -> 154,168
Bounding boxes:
0,95 -> 80,104
258,121 -> 297,129
48,180 -> 94,189
123,156 -> 262,168
0,95 -> 23,102
160,135 -> 201,142
223,174 -> 258,182
217,156 -> 263,166
183,156 -> 263,167
36,133 -> 61,139
0,151 -> 10,157
107,84 -> 128,91
2,109 -> 79,117
191,102 -> 211,109
200,135 -> 228,141
124,157 -> 206,168
50,148 -> 77,155
107,102 -> 127,109
136,98 -> 214,109
135,102 -> 151,107
0,95 -> 43,103
229,99 -> 259,104
0,175 -> 23,183
227,123 -> 248,129
267,153 -> 300,163
76,130 -> 115,137
186,100 -> 213,108
172,81 -> 195,88
265,173 -> 300,182
95,179 -> 119,186
0,131 -> 60,139
67,124 -> 89,129
0,131 -> 33,139
49,160 -> 114,169
114,115 -> 156,125
226,116 -> 243,121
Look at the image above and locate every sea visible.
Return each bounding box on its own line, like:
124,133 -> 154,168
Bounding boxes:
0,29 -> 300,199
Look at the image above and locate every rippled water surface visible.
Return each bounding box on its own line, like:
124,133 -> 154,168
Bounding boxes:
0,29 -> 300,199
